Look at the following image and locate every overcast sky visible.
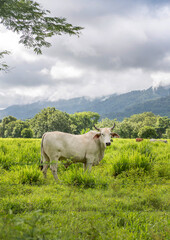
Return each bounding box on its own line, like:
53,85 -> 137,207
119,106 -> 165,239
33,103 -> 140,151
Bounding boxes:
1,0 -> 170,108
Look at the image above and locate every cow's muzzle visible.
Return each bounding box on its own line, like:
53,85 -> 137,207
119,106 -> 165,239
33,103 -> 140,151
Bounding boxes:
106,142 -> 111,146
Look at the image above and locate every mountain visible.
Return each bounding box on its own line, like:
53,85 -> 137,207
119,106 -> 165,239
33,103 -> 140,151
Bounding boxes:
105,95 -> 170,120
0,86 -> 170,120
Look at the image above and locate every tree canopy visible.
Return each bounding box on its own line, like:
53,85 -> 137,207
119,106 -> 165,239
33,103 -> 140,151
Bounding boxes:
0,0 -> 83,70
96,112 -> 170,139
0,110 -> 169,139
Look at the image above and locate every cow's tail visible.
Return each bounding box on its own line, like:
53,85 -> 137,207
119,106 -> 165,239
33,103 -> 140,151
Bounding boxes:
40,133 -> 46,170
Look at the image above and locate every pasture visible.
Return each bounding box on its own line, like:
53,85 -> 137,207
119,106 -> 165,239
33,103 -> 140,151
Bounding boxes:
0,138 -> 169,240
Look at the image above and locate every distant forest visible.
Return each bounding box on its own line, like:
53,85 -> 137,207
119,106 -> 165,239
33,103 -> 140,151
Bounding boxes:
0,108 -> 169,139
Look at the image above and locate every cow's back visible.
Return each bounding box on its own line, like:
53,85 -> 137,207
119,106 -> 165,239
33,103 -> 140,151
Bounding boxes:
42,131 -> 100,163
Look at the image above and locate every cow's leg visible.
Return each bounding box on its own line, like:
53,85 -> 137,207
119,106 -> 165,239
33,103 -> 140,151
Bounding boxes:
84,157 -> 94,172
41,152 -> 50,178
83,162 -> 87,171
86,162 -> 93,171
50,155 -> 59,181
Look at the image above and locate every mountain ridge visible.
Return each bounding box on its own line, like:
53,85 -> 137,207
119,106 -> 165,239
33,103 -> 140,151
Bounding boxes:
0,86 -> 169,120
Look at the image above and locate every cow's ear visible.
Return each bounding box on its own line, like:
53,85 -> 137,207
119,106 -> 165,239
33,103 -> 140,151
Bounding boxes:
93,133 -> 101,139
111,133 -> 120,138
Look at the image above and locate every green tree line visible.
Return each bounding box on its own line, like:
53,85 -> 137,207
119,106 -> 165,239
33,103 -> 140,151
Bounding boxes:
0,108 -> 100,138
96,112 -> 170,139
0,108 -> 169,138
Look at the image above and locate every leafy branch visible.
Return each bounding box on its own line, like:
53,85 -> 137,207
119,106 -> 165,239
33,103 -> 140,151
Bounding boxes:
0,0 -> 83,70
0,50 -> 10,72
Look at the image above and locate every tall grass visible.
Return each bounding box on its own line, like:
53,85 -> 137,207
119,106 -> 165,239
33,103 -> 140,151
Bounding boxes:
17,166 -> 44,185
0,138 -> 169,240
62,167 -> 108,189
0,138 -> 40,170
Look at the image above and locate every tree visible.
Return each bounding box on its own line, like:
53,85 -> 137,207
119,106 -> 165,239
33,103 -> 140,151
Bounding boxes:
21,128 -> 33,138
47,110 -> 72,133
1,119 -> 29,137
96,118 -> 117,128
118,120 -> 135,138
70,112 -> 100,134
166,128 -> 170,139
0,0 -> 83,70
0,116 -> 17,137
11,120 -> 29,137
2,116 -> 17,125
138,126 -> 157,139
155,116 -> 170,138
29,107 -> 72,137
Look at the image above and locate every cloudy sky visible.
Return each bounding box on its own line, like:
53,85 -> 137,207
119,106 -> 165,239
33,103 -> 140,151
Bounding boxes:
1,0 -> 170,108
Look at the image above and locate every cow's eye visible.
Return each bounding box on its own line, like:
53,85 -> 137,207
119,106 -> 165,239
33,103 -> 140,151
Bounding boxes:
101,133 -> 104,136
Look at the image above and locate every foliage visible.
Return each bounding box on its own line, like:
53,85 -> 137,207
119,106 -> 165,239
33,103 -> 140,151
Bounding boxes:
138,126 -> 157,138
0,138 -> 169,239
95,118 -> 117,128
21,128 -> 33,138
156,116 -> 170,138
2,115 -> 17,125
165,128 -> 170,138
0,111 -> 169,138
0,109 -> 100,138
70,112 -> 100,134
115,112 -> 170,139
29,107 -> 73,138
29,108 -> 100,137
0,50 -> 10,72
0,118 -> 29,138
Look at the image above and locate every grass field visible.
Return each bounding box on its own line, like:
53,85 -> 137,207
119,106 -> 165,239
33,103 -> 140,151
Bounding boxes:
0,138 -> 169,240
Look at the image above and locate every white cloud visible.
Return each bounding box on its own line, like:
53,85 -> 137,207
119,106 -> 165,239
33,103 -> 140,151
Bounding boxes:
0,26 -> 19,51
50,61 -> 84,79
40,61 -> 84,80
151,72 -> 170,89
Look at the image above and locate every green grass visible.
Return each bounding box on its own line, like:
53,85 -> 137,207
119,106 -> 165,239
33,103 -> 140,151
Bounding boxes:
0,138 -> 169,239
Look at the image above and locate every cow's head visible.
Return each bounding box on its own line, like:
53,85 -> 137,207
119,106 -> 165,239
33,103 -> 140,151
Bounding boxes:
93,124 -> 119,147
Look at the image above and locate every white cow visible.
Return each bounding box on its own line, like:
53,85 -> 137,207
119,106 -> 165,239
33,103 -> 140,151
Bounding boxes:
41,124 -> 119,180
